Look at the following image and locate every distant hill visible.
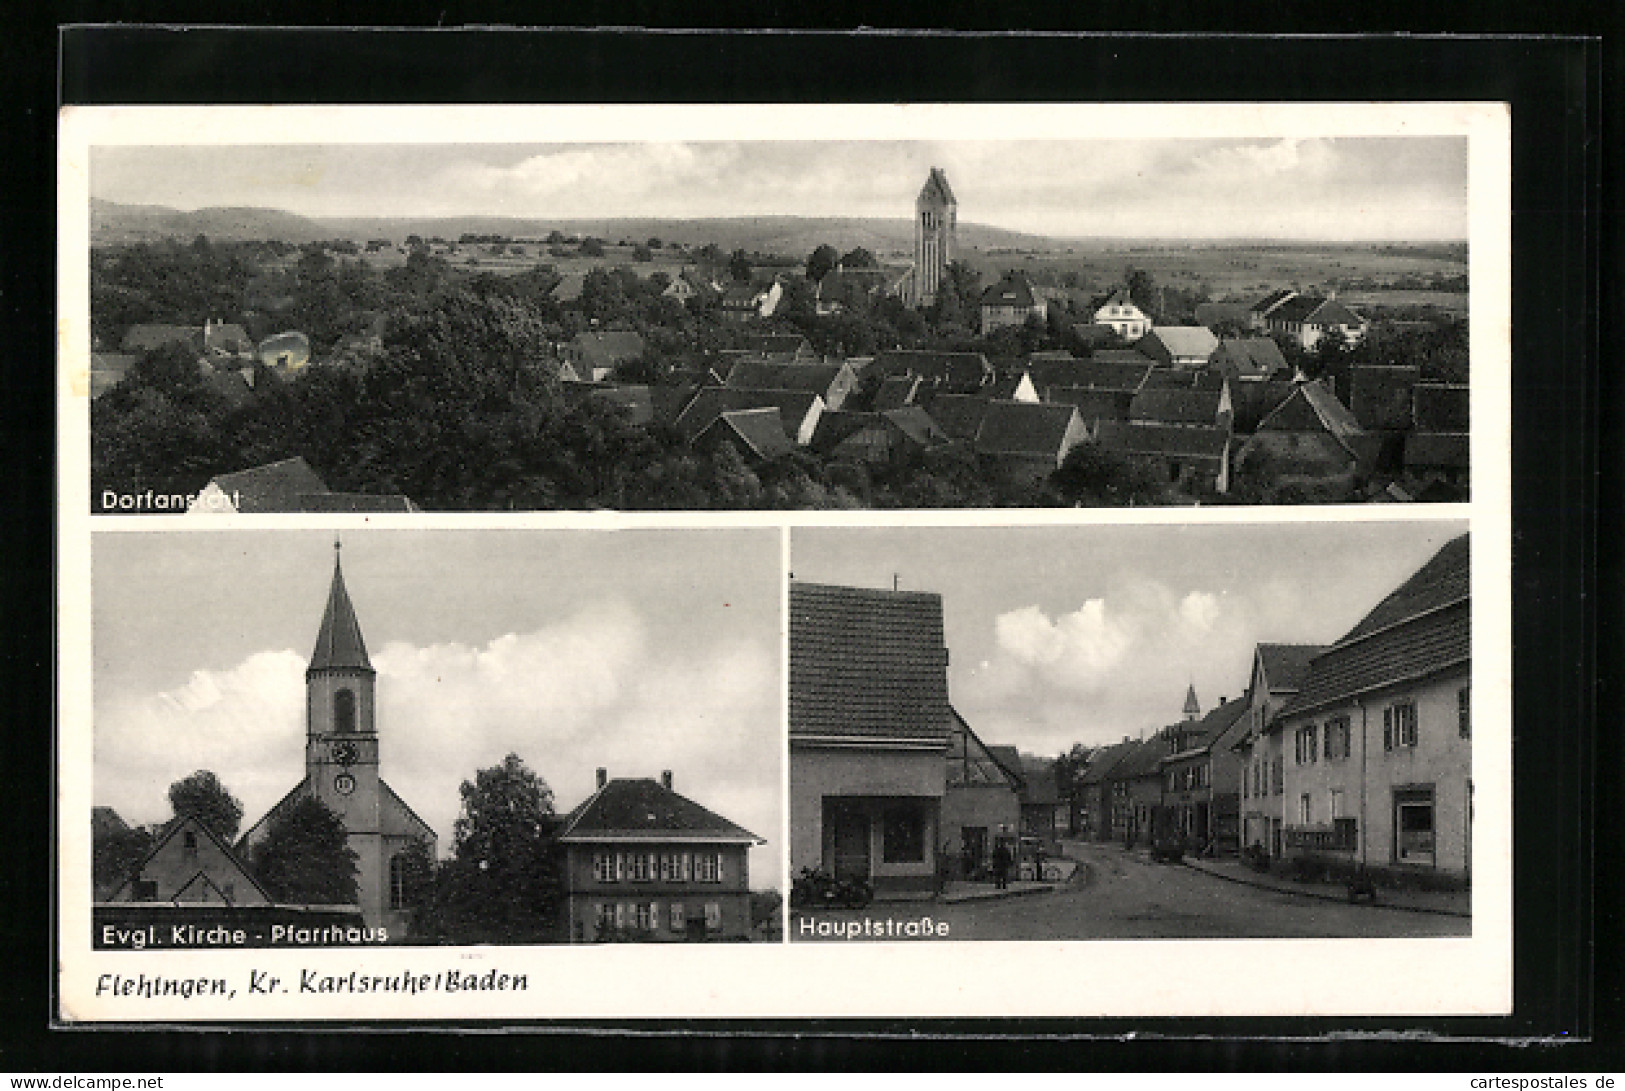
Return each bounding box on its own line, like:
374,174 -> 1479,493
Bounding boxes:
90,201 -> 1064,257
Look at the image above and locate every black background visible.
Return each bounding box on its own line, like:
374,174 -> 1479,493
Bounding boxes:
2,17 -> 1612,1072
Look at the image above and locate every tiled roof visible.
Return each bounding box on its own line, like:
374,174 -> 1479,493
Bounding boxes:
310,552 -> 372,673
1090,349 -> 1157,365
875,350 -> 992,390
810,409 -> 878,452
1250,289 -> 1297,316
1078,740 -> 1139,785
1109,736 -> 1171,780
559,778 -> 761,843
725,361 -> 845,396
1229,380 -> 1298,433
1269,295 -> 1365,328
674,386 -> 820,443
917,393 -> 991,442
1028,358 -> 1150,392
1350,365 -> 1420,431
1257,643 -> 1326,694
1096,421 -> 1229,462
975,401 -> 1082,458
699,408 -> 796,461
1211,338 -> 1288,380
550,274 -> 586,302
1257,380 -> 1363,451
208,456 -> 330,513
1141,326 -> 1219,362
1045,386 -> 1134,423
789,582 -> 952,744
882,406 -> 949,447
1203,699 -> 1255,756
738,333 -> 810,357
1140,368 -> 1225,392
1280,535 -> 1470,717
872,374 -> 922,412
980,273 -> 1040,309
1414,383 -> 1470,432
1405,432 -> 1470,470
1129,388 -> 1224,426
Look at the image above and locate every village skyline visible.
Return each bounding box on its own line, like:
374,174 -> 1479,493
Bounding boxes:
91,136 -> 1469,242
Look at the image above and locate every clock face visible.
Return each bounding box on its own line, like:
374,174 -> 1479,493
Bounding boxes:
334,773 -> 357,796
331,740 -> 359,766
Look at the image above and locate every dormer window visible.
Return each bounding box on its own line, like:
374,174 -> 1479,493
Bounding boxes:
334,688 -> 356,733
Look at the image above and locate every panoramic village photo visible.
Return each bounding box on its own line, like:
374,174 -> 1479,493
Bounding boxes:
89,528 -> 782,947
788,520 -> 1472,941
87,133 -> 1470,514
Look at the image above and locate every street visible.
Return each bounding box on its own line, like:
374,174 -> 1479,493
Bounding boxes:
792,840 -> 1471,941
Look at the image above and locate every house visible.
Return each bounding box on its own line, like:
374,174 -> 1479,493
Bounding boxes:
736,332 -> 814,360
1350,365 -> 1421,432
673,387 -> 825,447
203,319 -> 254,357
870,374 -> 923,412
1092,289 -> 1153,341
549,273 -> 586,306
1210,337 -> 1289,383
1233,643 -> 1326,861
89,353 -> 140,399
719,278 -> 784,322
558,769 -> 764,943
1405,383 -> 1471,498
874,350 -> 996,394
187,457 -> 418,515
1158,696 -> 1249,852
816,265 -> 912,315
789,582 -> 952,900
1103,735 -> 1168,845
1045,386 -> 1136,430
1071,323 -> 1122,352
1076,740 -> 1138,841
815,407 -> 949,466
693,407 -> 798,464
979,272 -> 1048,336
1095,422 -> 1232,494
567,331 -> 646,382
1228,379 -> 1299,435
1135,326 -> 1219,369
256,331 -> 312,372
1014,755 -> 1061,848
724,360 -> 857,411
974,401 -> 1090,484
1028,357 -> 1150,395
1128,386 -> 1233,431
1234,378 -> 1369,483
238,546 -> 438,935
105,816 -> 271,907
1272,535 -> 1471,879
1257,292 -> 1369,350
916,393 -> 991,443
941,710 -> 1024,881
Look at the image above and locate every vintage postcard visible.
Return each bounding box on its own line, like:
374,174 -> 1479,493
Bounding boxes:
57,102 -> 1510,1022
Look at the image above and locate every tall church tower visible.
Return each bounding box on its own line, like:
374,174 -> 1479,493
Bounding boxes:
912,167 -> 957,307
1183,683 -> 1201,721
305,541 -> 386,921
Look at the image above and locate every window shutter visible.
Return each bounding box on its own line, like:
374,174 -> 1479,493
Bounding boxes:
1383,708 -> 1393,751
682,852 -> 692,882
615,902 -> 626,929
615,852 -> 625,881
715,853 -> 725,883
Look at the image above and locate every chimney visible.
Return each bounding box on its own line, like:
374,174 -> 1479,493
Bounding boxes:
660,770 -> 673,791
595,767 -> 607,790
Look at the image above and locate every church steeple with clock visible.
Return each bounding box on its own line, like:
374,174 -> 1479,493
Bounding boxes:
240,540 -> 437,936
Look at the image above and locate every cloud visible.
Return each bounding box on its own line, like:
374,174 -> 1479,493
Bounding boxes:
994,599 -> 1133,682
1179,591 -> 1220,631
95,602 -> 782,881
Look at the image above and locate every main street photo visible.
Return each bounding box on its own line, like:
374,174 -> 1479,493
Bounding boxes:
89,528 -> 782,947
788,519 -> 1472,941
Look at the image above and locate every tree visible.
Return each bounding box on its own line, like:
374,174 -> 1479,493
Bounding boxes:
93,821 -> 153,898
839,246 -> 878,269
1124,267 -> 1158,321
249,796 -> 360,905
578,237 -> 605,258
1051,442 -> 1167,507
805,244 -> 840,284
167,770 -> 244,841
423,753 -> 565,943
632,244 -> 653,262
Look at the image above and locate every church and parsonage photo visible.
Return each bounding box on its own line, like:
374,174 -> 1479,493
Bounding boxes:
90,530 -> 782,947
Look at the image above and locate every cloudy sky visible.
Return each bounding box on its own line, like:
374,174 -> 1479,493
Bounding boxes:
792,519 -> 1468,758
93,529 -> 783,882
91,137 -> 1467,241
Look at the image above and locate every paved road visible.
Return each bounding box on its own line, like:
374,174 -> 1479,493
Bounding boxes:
793,841 -> 1471,941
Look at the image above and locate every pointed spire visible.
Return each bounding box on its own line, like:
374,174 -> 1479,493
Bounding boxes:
309,541 -> 372,673
1183,682 -> 1201,719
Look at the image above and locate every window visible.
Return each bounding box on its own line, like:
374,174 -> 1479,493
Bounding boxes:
595,902 -> 614,932
670,902 -> 686,932
1385,701 -> 1419,750
1273,756 -> 1284,795
696,852 -> 723,883
389,853 -> 409,910
1459,687 -> 1471,738
660,854 -> 675,882
1394,787 -> 1437,865
1330,789 -> 1345,820
882,807 -> 926,863
635,902 -> 654,932
632,853 -> 651,882
183,831 -> 198,855
334,688 -> 356,734
1299,793 -> 1312,825
593,852 -> 615,883
1326,716 -> 1351,761
704,902 -> 723,933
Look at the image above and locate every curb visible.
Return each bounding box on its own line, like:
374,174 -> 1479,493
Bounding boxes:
1180,859 -> 1471,919
939,883 -> 1055,905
